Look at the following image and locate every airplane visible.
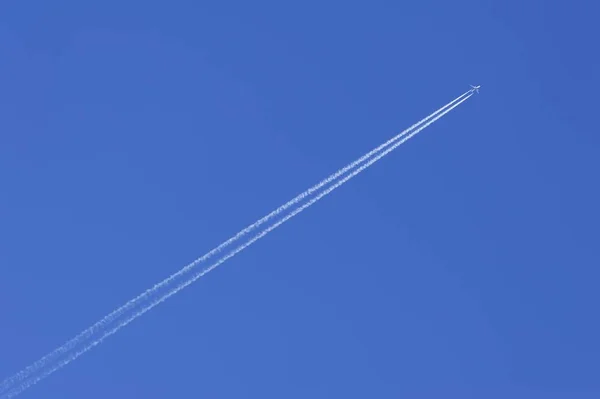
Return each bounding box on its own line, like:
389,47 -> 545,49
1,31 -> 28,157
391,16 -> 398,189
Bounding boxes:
470,84 -> 481,94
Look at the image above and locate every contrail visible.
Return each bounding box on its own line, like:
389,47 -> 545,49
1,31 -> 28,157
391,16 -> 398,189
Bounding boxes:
0,92 -> 472,399
0,89 -> 471,395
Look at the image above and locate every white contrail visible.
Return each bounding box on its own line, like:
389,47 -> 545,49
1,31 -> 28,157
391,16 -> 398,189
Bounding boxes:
0,89 -> 471,394
0,92 -> 472,399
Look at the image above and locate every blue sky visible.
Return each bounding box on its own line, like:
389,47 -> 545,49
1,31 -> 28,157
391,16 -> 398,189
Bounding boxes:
1,1 -> 599,398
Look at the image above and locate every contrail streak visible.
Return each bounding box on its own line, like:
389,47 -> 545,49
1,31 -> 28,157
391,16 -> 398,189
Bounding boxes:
0,92 -> 471,399
0,89 -> 471,395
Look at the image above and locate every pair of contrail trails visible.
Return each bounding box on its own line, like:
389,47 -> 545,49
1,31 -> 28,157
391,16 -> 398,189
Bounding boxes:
0,89 -> 471,395
0,89 -> 473,399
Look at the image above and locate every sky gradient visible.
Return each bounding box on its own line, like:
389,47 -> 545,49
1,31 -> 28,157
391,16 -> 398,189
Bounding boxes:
1,1 -> 599,398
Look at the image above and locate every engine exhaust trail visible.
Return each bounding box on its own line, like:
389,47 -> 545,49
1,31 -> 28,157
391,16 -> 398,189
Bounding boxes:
0,92 -> 472,399
0,89 -> 470,395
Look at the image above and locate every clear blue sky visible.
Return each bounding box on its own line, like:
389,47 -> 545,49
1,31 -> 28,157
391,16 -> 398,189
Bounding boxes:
1,1 -> 599,398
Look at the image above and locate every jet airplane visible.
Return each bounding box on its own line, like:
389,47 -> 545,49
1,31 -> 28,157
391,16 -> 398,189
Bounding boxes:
470,84 -> 481,94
